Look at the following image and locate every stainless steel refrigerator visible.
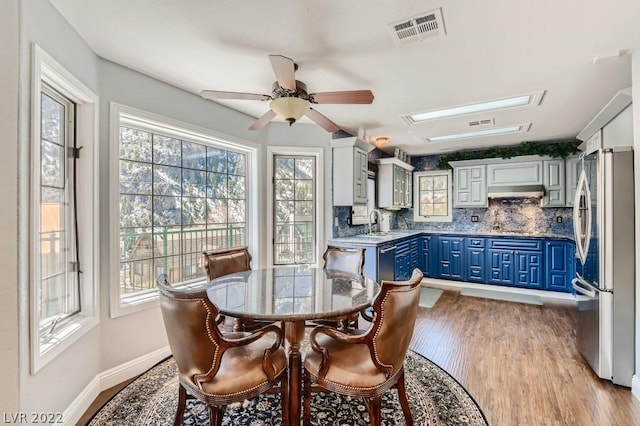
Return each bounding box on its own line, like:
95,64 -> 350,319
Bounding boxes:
572,99 -> 635,387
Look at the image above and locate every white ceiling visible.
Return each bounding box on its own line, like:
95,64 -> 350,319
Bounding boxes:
51,0 -> 640,155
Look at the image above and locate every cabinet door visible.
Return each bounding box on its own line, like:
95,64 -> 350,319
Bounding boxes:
543,160 -> 565,207
404,169 -> 413,207
465,237 -> 486,283
454,166 -> 487,207
488,250 -> 514,285
420,236 -> 432,277
514,251 -> 544,289
487,161 -> 543,185
438,237 -> 464,280
353,147 -> 368,204
466,247 -> 486,282
393,165 -> 403,206
565,156 -> 579,207
545,241 -> 574,292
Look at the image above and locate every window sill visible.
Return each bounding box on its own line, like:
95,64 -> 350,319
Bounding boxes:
33,314 -> 99,374
110,278 -> 208,318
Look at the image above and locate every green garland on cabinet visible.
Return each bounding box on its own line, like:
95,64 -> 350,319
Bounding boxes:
436,140 -> 580,170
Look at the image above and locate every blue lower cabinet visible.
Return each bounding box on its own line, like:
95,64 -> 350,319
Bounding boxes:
420,236 -> 433,277
437,237 -> 464,280
514,251 -> 544,289
333,236 -> 575,293
488,250 -> 514,285
545,240 -> 575,292
465,238 -> 485,283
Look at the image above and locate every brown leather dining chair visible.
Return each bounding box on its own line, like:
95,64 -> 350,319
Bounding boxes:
317,246 -> 366,329
323,245 -> 365,277
203,246 -> 252,281
157,273 -> 289,426
302,268 -> 424,426
202,246 -> 268,331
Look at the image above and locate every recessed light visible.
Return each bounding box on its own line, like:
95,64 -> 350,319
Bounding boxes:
403,91 -> 544,123
426,123 -> 531,143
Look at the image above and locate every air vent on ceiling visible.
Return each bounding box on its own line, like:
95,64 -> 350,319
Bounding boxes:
389,8 -> 446,44
468,118 -> 495,127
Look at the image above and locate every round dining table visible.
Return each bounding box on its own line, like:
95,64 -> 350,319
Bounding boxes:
206,265 -> 380,425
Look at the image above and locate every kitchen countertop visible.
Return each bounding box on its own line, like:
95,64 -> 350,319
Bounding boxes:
329,230 -> 574,246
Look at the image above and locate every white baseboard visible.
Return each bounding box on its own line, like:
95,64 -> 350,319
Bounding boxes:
632,375 -> 640,402
62,376 -> 100,426
423,277 -> 577,303
62,345 -> 171,425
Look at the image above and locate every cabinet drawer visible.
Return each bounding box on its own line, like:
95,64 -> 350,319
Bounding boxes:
466,237 -> 485,248
488,239 -> 542,251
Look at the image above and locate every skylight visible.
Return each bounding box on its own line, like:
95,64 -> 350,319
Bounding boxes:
426,124 -> 530,143
405,91 -> 544,123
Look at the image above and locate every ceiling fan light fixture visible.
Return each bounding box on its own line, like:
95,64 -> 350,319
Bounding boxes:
375,136 -> 390,146
270,97 -> 310,126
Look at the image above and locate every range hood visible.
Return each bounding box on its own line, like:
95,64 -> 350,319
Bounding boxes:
487,185 -> 545,198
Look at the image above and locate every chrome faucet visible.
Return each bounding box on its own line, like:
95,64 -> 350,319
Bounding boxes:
369,209 -> 382,235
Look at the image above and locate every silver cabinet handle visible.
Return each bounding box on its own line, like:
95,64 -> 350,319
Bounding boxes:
380,246 -> 397,253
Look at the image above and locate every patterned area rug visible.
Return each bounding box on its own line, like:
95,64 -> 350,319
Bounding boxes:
88,351 -> 487,425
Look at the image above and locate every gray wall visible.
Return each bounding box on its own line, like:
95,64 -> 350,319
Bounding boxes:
633,51 -> 640,398
0,0 -> 19,415
13,0 -> 331,414
18,0 -> 102,414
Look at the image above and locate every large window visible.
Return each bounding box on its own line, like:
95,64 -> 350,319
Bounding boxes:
31,45 -> 99,372
113,106 -> 253,314
413,170 -> 453,222
273,155 -> 316,265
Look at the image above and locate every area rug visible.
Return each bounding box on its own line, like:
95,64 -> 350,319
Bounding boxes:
88,351 -> 487,425
461,287 -> 543,305
419,287 -> 443,308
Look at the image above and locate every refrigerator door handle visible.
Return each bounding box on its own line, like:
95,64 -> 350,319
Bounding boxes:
572,275 -> 600,298
573,169 -> 592,265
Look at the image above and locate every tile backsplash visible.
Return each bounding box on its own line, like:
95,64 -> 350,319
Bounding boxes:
332,201 -> 573,238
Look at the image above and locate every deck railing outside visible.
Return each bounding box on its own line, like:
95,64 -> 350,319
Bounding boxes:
120,221 -> 314,292
119,225 -> 246,293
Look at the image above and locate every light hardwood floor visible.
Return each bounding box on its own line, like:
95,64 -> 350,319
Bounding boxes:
78,288 -> 640,425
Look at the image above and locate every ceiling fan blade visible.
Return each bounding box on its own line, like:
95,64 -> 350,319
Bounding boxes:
310,90 -> 374,104
248,110 -> 276,131
200,90 -> 270,101
269,54 -> 296,91
305,108 -> 341,133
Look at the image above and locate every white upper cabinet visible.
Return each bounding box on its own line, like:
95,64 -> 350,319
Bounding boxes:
376,157 -> 414,209
486,159 -> 543,185
332,137 -> 374,206
452,165 -> 487,207
542,159 -> 565,206
450,155 -> 570,208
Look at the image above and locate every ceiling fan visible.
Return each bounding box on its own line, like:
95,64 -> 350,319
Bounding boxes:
200,54 -> 374,132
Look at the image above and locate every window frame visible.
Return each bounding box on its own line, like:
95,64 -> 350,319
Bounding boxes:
272,154 -> 317,265
266,146 -> 324,268
109,103 -> 259,318
413,170 -> 453,223
30,44 -> 99,373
